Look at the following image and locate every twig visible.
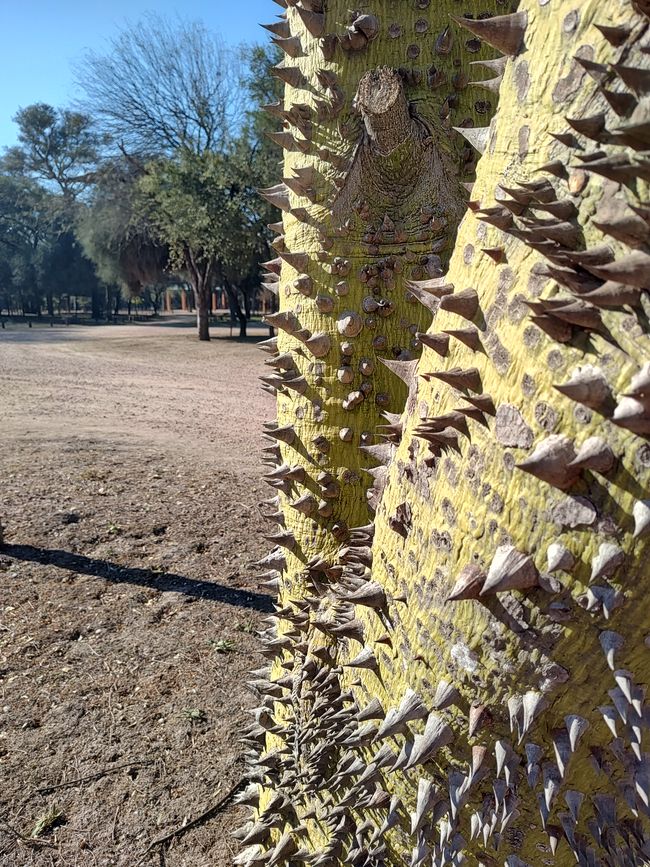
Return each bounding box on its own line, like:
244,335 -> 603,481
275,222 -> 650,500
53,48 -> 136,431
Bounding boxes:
110,803 -> 121,844
0,815 -> 56,850
135,780 -> 244,865
35,759 -> 156,795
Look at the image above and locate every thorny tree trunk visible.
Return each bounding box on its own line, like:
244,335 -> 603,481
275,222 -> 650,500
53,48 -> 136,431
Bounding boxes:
241,0 -> 650,865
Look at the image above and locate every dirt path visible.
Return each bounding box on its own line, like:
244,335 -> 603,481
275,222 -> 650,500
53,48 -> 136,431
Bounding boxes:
0,322 -> 274,866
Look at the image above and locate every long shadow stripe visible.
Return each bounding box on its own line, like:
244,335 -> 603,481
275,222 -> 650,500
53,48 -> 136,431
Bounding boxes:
3,544 -> 273,612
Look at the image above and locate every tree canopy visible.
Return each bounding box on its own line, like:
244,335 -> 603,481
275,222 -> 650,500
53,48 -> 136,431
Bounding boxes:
75,17 -> 244,156
0,17 -> 280,337
2,104 -> 106,201
75,160 -> 168,294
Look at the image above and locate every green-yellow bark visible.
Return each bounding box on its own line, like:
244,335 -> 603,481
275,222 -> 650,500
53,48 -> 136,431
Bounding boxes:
262,0 -> 505,577
240,0 -> 650,864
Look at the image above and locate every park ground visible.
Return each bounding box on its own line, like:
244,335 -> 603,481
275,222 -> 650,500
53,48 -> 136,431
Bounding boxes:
0,319 -> 274,866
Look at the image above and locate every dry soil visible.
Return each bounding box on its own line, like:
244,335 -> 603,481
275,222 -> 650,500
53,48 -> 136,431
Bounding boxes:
0,319 -> 274,866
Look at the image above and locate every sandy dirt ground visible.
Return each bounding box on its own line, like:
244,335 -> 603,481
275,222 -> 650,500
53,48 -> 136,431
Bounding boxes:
0,320 -> 275,866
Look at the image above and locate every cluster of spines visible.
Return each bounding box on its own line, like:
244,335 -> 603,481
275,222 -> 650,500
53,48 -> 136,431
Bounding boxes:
236,585 -> 650,864
238,0 -> 650,865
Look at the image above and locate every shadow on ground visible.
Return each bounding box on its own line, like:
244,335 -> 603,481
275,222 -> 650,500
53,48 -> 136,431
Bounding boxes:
2,543 -> 273,612
0,314 -> 274,342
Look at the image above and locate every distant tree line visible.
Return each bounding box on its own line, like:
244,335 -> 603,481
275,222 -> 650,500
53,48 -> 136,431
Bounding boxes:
0,17 -> 281,339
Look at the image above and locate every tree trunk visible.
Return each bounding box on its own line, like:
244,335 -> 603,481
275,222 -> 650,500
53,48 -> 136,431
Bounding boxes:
91,285 -> 101,321
225,282 -> 247,338
194,279 -> 210,341
245,0 -> 650,865
247,0 -> 492,857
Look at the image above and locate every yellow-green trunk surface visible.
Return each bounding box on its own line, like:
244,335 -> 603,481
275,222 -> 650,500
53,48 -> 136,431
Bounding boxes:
239,0 -> 650,864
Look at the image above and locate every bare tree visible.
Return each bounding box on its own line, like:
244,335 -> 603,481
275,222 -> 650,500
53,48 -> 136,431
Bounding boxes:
74,16 -> 244,156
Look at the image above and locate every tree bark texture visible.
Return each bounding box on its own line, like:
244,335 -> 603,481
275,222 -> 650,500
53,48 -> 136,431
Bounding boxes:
241,0 -> 650,865
195,280 -> 211,341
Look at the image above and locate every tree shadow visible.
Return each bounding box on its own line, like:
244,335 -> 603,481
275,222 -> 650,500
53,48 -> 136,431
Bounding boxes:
2,544 -> 273,613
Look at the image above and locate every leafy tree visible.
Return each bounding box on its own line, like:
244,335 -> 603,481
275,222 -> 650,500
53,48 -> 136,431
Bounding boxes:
0,173 -> 50,314
138,148 -> 263,340
74,16 -> 273,339
36,231 -> 106,319
0,27 -> 282,335
2,104 -> 106,203
0,174 -> 49,252
75,160 -> 169,305
238,43 -> 283,322
0,170 -> 110,319
0,258 -> 13,315
0,103 -> 108,319
241,43 -> 283,166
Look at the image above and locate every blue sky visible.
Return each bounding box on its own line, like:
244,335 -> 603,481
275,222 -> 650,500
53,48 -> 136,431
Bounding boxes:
1,0 -> 274,149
